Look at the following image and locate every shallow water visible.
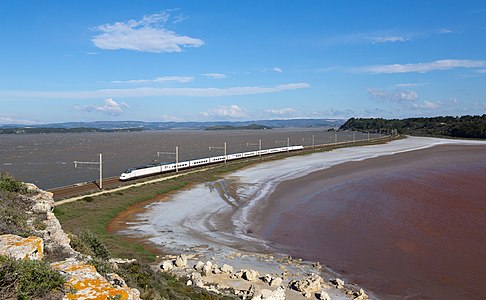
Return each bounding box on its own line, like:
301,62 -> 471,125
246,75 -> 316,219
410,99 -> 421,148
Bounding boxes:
258,146 -> 486,299
116,137 -> 486,299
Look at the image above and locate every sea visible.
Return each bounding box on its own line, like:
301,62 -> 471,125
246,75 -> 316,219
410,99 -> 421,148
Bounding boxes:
0,129 -> 370,189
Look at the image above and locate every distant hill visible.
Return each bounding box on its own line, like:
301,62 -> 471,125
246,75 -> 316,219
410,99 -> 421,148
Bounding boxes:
0,118 -> 344,134
0,127 -> 143,134
205,124 -> 272,130
340,115 -> 486,139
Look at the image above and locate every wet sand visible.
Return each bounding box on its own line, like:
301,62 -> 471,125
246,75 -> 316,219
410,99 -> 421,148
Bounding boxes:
252,145 -> 486,299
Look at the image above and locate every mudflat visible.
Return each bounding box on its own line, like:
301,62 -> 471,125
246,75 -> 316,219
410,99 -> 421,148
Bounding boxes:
252,144 -> 486,299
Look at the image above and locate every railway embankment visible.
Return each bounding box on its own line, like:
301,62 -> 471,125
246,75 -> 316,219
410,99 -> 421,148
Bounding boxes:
47,137 -> 398,299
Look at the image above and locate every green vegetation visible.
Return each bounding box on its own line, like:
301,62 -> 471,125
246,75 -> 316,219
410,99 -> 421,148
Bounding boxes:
54,136 -> 394,262
0,127 -> 143,134
68,230 -> 234,299
0,174 -> 35,237
205,124 -> 272,130
118,261 -> 234,299
53,137 -> 394,299
0,173 -> 28,194
340,115 -> 486,139
0,255 -> 65,300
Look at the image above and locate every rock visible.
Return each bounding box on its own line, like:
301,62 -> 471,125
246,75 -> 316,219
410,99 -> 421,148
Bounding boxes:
242,269 -> 260,281
194,261 -> 205,271
105,273 -> 128,288
175,254 -> 188,268
188,272 -> 205,288
354,288 -> 368,300
330,278 -> 345,289
186,280 -> 192,286
160,260 -> 173,271
252,286 -> 286,300
269,277 -> 283,287
241,284 -> 256,299
212,264 -> 221,274
206,285 -> 219,294
262,274 -> 273,284
51,258 -> 140,299
27,184 -> 76,257
221,263 -> 233,274
202,261 -> 213,276
318,291 -> 331,300
289,274 -> 323,296
0,234 -> 44,260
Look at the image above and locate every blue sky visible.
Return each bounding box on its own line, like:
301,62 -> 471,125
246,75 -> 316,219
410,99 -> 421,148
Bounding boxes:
0,1 -> 485,124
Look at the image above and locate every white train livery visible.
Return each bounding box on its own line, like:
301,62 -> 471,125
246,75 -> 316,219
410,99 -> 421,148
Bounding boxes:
119,145 -> 304,181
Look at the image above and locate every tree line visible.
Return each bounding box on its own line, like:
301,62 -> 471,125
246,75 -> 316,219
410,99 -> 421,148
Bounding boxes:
339,115 -> 486,139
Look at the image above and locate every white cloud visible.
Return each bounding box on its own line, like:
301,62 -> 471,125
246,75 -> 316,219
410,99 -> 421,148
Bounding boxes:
76,98 -> 129,116
0,116 -> 38,125
203,73 -> 227,79
92,12 -> 204,53
201,105 -> 248,119
265,107 -> 297,116
412,101 -> 441,110
362,59 -> 486,74
367,88 -> 418,102
111,76 -> 194,84
369,36 -> 407,44
438,28 -> 454,34
172,14 -> 188,24
1,83 -> 310,99
261,67 -> 283,73
394,82 -> 427,87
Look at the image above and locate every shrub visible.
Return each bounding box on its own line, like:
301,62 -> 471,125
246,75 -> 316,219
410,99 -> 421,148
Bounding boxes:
70,230 -> 110,261
0,173 -> 27,194
0,255 -> 65,299
0,193 -> 34,237
118,261 -> 233,300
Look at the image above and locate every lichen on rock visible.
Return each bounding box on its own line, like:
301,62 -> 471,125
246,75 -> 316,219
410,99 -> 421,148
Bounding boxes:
0,234 -> 44,260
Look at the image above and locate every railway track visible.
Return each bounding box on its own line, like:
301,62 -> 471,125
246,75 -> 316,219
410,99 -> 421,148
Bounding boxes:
48,176 -> 121,200
48,136 -> 393,202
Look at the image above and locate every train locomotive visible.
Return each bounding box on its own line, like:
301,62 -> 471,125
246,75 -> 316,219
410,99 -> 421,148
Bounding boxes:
119,145 -> 304,181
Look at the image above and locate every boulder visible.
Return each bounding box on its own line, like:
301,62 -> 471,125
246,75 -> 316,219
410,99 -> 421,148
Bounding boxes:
252,286 -> 286,300
289,274 -> 323,296
330,278 -> 344,289
188,272 -> 204,287
354,288 -> 368,300
160,260 -> 173,271
241,269 -> 260,281
318,291 -> 331,300
202,261 -> 213,276
175,254 -> 188,268
51,258 -> 140,299
194,261 -> 205,271
221,263 -> 233,274
212,264 -> 221,274
269,277 -> 283,287
262,274 -> 273,284
0,234 -> 43,260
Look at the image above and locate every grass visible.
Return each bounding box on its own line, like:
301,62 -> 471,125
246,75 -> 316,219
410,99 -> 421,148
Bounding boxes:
53,137 -> 396,298
54,136 -> 396,262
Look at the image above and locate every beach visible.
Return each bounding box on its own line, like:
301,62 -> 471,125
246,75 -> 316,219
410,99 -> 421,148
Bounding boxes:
112,136 -> 486,299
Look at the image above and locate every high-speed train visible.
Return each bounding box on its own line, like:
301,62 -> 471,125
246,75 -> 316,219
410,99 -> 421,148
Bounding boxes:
119,145 -> 304,181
